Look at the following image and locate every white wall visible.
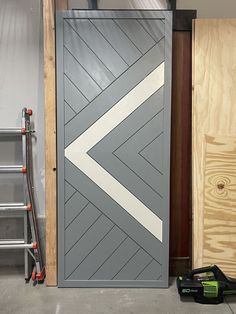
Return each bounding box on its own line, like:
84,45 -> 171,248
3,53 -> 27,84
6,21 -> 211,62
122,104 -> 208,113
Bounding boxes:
69,0 -> 236,18
177,0 -> 236,18
95,0 -> 168,9
0,0 -> 44,217
68,0 -> 169,9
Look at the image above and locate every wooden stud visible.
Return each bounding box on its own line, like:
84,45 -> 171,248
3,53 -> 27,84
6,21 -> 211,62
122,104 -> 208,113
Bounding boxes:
192,19 -> 236,274
44,0 -> 68,287
44,0 -> 57,286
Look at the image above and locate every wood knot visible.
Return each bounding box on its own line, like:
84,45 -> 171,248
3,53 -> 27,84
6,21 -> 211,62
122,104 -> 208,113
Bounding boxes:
217,183 -> 225,190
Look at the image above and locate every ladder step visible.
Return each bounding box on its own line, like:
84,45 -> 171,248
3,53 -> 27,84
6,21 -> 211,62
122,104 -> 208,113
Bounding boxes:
0,203 -> 27,211
0,165 -> 24,173
0,240 -> 35,249
0,239 -> 24,244
0,128 -> 23,136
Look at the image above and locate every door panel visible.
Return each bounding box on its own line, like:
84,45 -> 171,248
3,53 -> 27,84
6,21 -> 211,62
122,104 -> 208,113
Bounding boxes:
57,10 -> 172,287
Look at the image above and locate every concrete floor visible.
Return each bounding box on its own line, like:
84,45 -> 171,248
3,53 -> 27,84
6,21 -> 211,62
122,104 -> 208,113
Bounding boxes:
0,267 -> 236,314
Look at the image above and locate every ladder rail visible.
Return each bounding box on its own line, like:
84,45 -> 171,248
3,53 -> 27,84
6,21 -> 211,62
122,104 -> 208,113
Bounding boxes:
22,109 -> 30,281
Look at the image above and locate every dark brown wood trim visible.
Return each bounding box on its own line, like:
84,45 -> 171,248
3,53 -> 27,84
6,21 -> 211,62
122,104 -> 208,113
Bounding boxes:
173,10 -> 197,31
170,31 -> 192,276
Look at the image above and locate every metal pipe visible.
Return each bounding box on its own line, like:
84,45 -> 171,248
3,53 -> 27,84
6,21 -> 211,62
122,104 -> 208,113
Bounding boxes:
26,121 -> 44,273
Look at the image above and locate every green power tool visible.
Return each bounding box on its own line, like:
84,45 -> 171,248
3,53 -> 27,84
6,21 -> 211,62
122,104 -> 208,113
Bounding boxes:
177,265 -> 236,304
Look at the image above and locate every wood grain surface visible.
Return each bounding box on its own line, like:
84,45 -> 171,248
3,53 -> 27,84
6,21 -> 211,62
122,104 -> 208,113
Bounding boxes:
44,0 -> 68,286
192,19 -> 236,274
203,136 -> 236,276
44,0 -> 57,286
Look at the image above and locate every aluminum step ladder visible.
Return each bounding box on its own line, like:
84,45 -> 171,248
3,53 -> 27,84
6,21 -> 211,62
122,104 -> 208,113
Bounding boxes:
0,108 -> 45,284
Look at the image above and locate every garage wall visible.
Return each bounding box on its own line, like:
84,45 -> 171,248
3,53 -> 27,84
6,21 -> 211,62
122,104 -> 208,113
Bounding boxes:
0,0 -> 44,265
0,0 -> 44,215
68,0 -> 169,9
177,0 -> 236,18
69,0 -> 236,18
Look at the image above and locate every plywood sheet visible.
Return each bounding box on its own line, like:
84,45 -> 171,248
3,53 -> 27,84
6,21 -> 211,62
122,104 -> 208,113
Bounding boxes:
203,136 -> 236,276
192,19 -> 236,274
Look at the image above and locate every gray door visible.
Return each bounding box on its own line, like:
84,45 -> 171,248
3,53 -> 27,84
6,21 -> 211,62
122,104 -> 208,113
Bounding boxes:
57,10 -> 172,287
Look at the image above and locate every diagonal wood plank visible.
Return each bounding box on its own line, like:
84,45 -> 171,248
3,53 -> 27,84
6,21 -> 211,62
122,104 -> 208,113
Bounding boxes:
64,21 -> 115,89
67,19 -> 128,76
90,19 -> 142,66
64,39 -> 165,147
65,158 -> 163,263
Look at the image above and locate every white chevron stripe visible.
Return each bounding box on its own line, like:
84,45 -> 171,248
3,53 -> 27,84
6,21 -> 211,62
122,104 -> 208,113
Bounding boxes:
65,62 -> 165,242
